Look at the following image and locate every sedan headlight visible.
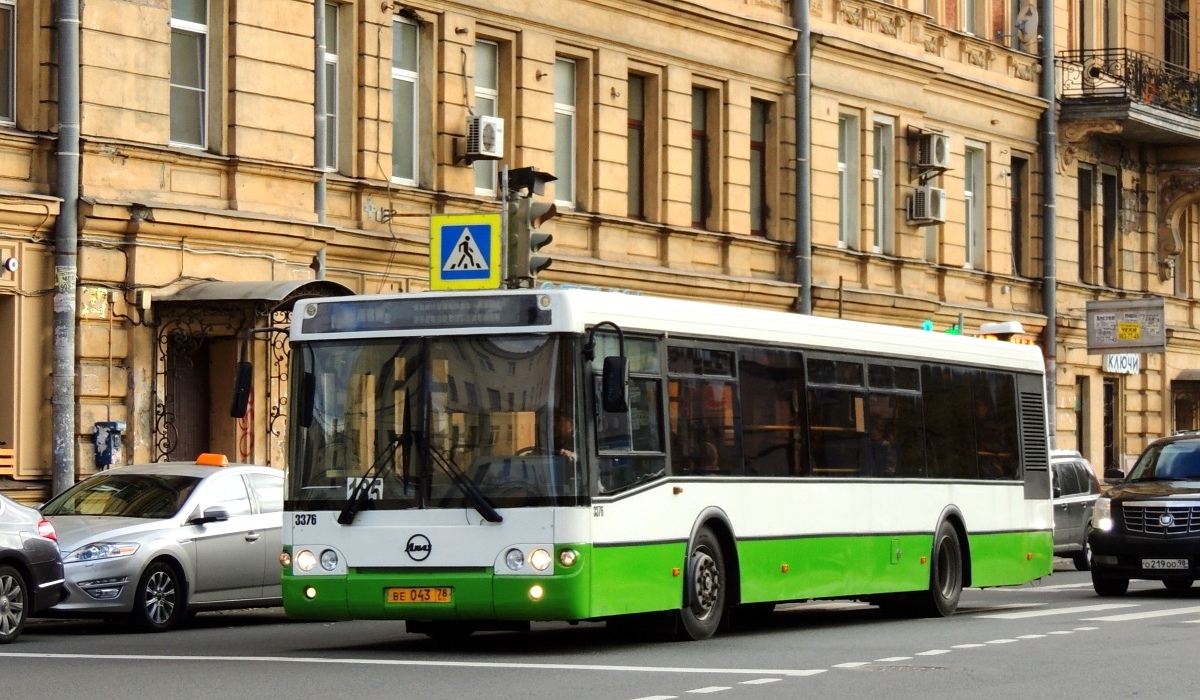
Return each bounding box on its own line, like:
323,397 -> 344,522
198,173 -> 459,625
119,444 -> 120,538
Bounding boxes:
66,542 -> 140,563
1093,497 -> 1113,532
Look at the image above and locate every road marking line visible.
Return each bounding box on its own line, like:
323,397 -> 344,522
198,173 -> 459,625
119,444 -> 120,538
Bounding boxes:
952,644 -> 986,648
686,687 -> 730,694
875,656 -> 912,662
1017,634 -> 1046,639
1047,631 -> 1074,635
915,649 -> 951,656
986,639 -> 1018,644
1182,620 -> 1200,624
0,653 -> 824,676
834,662 -> 871,668
1011,582 -> 1094,591
980,603 -> 1136,619
1073,626 -> 1098,631
632,696 -> 676,700
739,679 -> 781,685
1083,605 -> 1200,622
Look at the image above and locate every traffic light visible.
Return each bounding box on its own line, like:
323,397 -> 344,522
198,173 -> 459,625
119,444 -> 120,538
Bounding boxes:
509,194 -> 558,283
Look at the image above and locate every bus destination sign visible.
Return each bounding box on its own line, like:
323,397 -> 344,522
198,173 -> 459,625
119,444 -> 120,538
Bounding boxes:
302,295 -> 552,334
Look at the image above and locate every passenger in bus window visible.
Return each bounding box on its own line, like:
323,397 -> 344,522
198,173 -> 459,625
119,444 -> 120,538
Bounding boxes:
552,411 -> 576,461
694,442 -> 720,474
975,399 -> 1013,479
868,420 -> 897,477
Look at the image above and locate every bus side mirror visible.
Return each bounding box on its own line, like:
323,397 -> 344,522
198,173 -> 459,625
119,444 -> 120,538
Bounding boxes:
601,356 -> 629,413
230,361 -> 253,418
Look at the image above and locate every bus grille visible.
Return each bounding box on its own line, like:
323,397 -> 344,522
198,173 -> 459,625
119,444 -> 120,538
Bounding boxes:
1122,503 -> 1200,535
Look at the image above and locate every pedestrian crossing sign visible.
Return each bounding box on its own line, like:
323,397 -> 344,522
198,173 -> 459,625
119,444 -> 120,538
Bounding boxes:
430,213 -> 502,290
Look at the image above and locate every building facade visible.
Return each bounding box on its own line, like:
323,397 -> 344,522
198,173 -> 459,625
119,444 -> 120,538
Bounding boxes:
1,0 -> 1198,500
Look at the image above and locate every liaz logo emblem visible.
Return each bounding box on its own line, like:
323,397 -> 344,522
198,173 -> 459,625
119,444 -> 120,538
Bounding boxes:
405,534 -> 432,562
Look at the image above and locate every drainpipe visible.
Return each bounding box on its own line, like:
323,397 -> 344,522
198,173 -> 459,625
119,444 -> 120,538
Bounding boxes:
1039,0 -> 1057,447
51,1 -> 80,495
793,0 -> 812,314
314,0 -> 328,278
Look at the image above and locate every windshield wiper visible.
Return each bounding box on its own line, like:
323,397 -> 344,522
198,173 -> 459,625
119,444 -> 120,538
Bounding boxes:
338,434 -> 405,525
424,441 -> 503,523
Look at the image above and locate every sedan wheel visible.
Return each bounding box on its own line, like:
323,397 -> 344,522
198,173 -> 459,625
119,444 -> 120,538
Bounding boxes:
132,562 -> 186,633
0,565 -> 29,644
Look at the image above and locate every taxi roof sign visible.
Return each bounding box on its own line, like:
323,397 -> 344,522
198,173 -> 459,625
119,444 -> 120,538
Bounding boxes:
196,453 -> 229,467
979,321 -> 1025,336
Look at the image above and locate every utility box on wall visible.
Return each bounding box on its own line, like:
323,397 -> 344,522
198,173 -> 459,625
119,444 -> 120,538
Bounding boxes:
94,421 -> 127,468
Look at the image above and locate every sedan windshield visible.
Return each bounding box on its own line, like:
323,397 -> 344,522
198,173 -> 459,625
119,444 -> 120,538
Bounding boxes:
288,334 -> 584,512
41,473 -> 202,518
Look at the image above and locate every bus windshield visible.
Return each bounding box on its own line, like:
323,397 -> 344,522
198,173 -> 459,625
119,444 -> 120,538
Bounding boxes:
287,334 -> 584,511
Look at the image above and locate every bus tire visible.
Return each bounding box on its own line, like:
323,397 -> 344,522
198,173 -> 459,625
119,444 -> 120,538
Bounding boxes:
916,520 -> 962,618
678,526 -> 726,641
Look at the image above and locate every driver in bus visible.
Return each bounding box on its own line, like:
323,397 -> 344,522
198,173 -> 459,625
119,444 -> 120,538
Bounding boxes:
552,411 -> 576,461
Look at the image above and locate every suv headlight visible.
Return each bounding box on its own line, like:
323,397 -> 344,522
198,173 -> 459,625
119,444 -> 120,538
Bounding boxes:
1093,497 -> 1113,532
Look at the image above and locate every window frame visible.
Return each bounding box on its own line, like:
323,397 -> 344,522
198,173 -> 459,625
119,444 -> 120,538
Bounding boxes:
627,73 -> 647,219
169,1 -> 210,149
553,56 -> 578,209
964,142 -> 986,269
750,98 -> 772,237
0,0 -> 13,125
473,38 -> 501,196
871,115 -> 895,254
838,112 -> 861,249
391,15 -> 420,186
321,2 -> 341,172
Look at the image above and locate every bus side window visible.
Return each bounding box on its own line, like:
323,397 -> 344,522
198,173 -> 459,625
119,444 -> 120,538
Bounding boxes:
738,348 -> 805,477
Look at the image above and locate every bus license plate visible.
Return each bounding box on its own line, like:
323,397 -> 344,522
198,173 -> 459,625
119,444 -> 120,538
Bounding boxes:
1142,558 -> 1189,570
386,587 -> 452,604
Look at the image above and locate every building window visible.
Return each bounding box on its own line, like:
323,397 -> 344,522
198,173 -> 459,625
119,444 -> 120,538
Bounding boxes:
691,87 -> 712,229
872,116 -> 894,254
1166,0 -> 1189,69
962,0 -> 984,36
170,0 -> 209,148
627,74 -> 646,219
1078,164 -> 1094,283
474,40 -> 500,195
322,3 -> 339,171
964,144 -> 986,269
1010,155 -> 1031,277
391,17 -> 419,184
0,0 -> 13,124
750,100 -> 770,236
838,113 -> 860,249
553,58 -> 577,207
1101,171 -> 1119,287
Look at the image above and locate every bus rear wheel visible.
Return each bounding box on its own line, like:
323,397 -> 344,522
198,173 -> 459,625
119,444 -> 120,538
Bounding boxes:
916,520 -> 962,618
678,526 -> 726,641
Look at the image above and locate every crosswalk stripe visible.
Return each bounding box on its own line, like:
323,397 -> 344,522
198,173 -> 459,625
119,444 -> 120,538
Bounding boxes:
980,603 -> 1137,619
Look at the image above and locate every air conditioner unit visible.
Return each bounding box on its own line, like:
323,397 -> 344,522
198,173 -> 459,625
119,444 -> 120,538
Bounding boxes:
908,185 -> 947,224
465,115 -> 504,160
917,132 -> 951,171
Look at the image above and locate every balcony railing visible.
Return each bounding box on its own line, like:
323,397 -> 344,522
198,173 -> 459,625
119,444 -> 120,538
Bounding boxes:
1059,48 -> 1200,119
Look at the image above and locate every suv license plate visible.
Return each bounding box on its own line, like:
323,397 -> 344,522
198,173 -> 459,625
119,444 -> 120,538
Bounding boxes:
1142,558 -> 1189,570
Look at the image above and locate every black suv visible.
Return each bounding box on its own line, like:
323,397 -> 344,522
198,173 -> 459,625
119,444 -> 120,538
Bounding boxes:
1089,433 -> 1200,596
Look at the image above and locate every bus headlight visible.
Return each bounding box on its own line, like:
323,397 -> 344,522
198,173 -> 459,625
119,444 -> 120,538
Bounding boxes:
505,548 -> 525,571
1093,497 -> 1113,532
529,548 -> 552,571
320,549 -> 339,571
296,549 -> 318,572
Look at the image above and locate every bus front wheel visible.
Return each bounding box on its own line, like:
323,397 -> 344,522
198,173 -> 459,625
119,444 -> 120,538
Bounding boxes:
917,520 -> 963,618
678,526 -> 726,641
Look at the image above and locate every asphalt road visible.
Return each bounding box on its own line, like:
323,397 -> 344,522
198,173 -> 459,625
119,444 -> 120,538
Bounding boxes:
6,559 -> 1197,700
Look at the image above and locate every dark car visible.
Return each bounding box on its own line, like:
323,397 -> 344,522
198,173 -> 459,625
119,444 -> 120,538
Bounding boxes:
1089,433 -> 1200,596
0,492 -> 65,643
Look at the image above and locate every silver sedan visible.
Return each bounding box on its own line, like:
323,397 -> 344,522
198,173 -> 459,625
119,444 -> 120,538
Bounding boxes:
40,456 -> 283,632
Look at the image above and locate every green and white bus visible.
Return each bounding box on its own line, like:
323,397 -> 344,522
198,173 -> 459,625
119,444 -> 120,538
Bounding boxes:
267,288 -> 1052,640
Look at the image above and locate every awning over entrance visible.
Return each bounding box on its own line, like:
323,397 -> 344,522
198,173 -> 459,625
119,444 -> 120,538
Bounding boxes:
156,279 -> 354,312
